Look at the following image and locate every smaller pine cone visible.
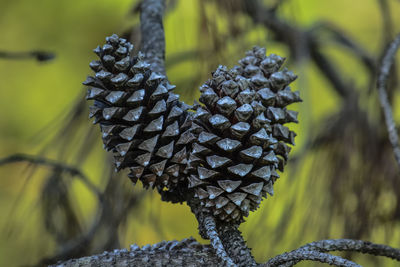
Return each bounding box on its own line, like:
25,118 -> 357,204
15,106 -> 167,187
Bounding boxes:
84,34 -> 193,192
188,47 -> 301,222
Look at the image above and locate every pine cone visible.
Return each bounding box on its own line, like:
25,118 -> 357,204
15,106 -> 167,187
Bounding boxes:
188,47 -> 301,222
84,34 -> 193,194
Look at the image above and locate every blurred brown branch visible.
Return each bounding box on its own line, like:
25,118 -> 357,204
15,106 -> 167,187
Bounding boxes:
241,0 -> 375,98
0,153 -> 109,266
0,153 -> 99,194
0,50 -> 55,62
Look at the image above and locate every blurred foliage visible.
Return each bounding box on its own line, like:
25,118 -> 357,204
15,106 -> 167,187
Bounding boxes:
0,0 -> 400,266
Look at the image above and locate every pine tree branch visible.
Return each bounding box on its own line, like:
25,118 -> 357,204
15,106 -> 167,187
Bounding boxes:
300,239 -> 400,261
204,216 -> 237,267
0,50 -> 55,62
377,33 -> 400,171
187,195 -> 255,267
265,239 -> 400,267
49,238 -> 222,267
216,222 -> 257,267
140,0 -> 166,74
308,22 -> 376,74
187,196 -> 237,266
264,249 -> 360,267
0,153 -> 100,196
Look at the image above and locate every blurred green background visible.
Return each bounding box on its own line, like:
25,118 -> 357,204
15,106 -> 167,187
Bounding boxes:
0,0 -> 400,266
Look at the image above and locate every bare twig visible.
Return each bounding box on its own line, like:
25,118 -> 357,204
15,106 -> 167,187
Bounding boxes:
140,0 -> 166,74
266,239 -> 400,267
216,223 -> 257,267
264,249 -> 361,267
187,197 -> 238,266
36,207 -> 105,266
309,22 -> 376,75
377,33 -> 400,170
0,153 -> 100,196
242,0 -> 364,99
0,50 -> 55,62
308,45 -> 354,98
204,216 -> 237,267
300,239 -> 400,261
0,153 -> 108,266
378,0 -> 394,42
187,197 -> 254,266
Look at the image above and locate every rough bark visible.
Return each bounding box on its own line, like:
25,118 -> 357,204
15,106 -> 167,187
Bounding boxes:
140,0 -> 166,74
49,238 -> 224,267
217,223 -> 256,267
265,239 -> 400,267
377,33 -> 400,170
186,194 -> 238,266
264,249 -> 360,267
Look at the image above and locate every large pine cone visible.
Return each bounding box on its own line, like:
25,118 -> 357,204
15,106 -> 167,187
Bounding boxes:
84,34 -> 193,193
187,47 -> 301,223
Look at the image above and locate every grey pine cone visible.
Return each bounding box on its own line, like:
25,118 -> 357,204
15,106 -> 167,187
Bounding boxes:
84,34 -> 193,194
84,35 -> 301,223
187,47 -> 302,222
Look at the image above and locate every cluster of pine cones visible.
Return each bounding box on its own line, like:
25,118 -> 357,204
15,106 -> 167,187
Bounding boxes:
84,34 -> 301,223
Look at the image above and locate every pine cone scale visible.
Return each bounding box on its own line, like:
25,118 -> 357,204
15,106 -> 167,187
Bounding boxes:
85,35 -> 193,194
188,47 -> 301,222
85,35 -> 301,221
